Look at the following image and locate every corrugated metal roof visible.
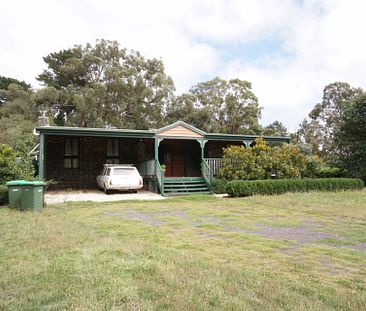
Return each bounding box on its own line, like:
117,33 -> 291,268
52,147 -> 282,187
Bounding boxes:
36,124 -> 290,143
36,126 -> 155,138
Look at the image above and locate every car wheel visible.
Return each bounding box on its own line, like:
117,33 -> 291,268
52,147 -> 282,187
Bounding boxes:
104,184 -> 109,194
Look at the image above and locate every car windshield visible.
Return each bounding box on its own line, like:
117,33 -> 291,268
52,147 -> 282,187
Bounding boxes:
112,168 -> 137,176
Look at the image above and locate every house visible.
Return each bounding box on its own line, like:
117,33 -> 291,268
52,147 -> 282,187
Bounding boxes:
36,121 -> 290,195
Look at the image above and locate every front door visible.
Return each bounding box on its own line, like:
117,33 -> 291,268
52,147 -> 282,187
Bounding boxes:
164,141 -> 185,177
159,139 -> 201,178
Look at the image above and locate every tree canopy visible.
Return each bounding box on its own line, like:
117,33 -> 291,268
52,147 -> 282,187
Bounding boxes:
262,121 -> 288,137
0,75 -> 31,105
334,94 -> 366,181
166,77 -> 262,134
296,82 -> 364,162
0,83 -> 38,152
37,39 -> 175,129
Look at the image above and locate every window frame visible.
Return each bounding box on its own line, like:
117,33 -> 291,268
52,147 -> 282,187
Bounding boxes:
106,138 -> 120,164
64,137 -> 80,169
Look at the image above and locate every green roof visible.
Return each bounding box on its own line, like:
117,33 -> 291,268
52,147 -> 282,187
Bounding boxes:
206,132 -> 290,142
36,122 -> 290,143
36,126 -> 155,139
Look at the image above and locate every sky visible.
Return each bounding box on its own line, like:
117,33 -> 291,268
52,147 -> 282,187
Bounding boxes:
1,0 -> 366,131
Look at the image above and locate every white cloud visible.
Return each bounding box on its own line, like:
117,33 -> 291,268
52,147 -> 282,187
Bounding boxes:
219,0 -> 366,130
1,0 -> 366,131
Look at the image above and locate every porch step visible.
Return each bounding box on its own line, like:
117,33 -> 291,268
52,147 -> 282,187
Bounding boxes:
163,177 -> 204,183
162,177 -> 211,196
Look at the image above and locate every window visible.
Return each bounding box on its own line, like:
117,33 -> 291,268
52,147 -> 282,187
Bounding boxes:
106,138 -> 119,164
113,168 -> 137,176
64,137 -> 79,168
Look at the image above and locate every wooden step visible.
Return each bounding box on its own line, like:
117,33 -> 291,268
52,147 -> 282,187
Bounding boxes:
163,177 -> 205,184
164,183 -> 207,188
164,191 -> 212,196
161,177 -> 212,196
164,186 -> 210,192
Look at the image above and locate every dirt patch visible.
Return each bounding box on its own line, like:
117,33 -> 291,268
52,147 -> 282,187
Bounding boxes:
255,223 -> 334,243
335,242 -> 366,252
192,216 -> 222,227
155,210 -> 188,219
197,232 -> 228,241
350,243 -> 366,252
222,226 -> 249,234
104,209 -> 188,226
105,209 -> 162,226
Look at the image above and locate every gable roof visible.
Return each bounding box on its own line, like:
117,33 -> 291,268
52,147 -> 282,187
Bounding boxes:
155,121 -> 206,137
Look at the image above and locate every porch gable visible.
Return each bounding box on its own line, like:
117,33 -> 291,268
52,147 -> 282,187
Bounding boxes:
155,121 -> 205,139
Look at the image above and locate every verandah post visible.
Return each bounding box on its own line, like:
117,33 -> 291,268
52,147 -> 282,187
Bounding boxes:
198,139 -> 208,160
39,133 -> 45,180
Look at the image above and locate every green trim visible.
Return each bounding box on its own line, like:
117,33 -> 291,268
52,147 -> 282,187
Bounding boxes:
197,139 -> 207,160
156,136 -> 204,140
154,138 -> 163,162
36,123 -> 290,144
39,133 -> 45,180
243,139 -> 254,147
163,177 -> 205,182
206,133 -> 290,143
155,121 -> 207,136
36,126 -> 155,139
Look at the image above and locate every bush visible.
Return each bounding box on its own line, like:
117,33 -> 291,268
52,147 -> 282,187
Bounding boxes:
0,185 -> 8,206
219,138 -> 307,180
211,178 -> 228,194
302,155 -> 323,178
317,167 -> 347,178
0,144 -> 35,184
226,178 -> 364,197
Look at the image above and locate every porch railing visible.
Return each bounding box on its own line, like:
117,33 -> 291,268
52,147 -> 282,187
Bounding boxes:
204,158 -> 224,176
155,159 -> 164,196
201,159 -> 213,189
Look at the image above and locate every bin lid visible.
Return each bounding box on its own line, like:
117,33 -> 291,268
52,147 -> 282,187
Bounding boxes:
6,180 -> 46,186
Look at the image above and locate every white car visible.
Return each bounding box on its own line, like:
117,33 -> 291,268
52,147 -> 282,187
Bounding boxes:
96,164 -> 143,194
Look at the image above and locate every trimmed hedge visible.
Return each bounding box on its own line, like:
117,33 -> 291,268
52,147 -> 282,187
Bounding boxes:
226,178 -> 364,197
0,185 -> 8,206
211,178 -> 229,194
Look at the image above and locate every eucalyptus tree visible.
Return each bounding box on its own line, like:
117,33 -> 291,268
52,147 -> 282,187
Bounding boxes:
37,39 -> 175,129
167,77 -> 261,134
296,82 -> 364,162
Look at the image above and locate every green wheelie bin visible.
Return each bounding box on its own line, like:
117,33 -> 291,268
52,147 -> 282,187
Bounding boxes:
6,180 -> 46,211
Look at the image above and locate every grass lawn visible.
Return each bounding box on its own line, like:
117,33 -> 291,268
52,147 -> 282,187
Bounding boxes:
0,190 -> 365,310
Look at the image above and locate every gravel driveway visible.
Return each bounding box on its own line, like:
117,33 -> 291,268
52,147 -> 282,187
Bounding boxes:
45,189 -> 164,204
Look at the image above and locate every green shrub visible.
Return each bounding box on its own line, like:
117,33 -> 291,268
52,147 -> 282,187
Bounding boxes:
302,155 -> 323,178
226,178 -> 364,197
317,167 -> 347,178
211,178 -> 228,194
0,185 -> 8,206
219,138 -> 307,180
0,144 -> 35,184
